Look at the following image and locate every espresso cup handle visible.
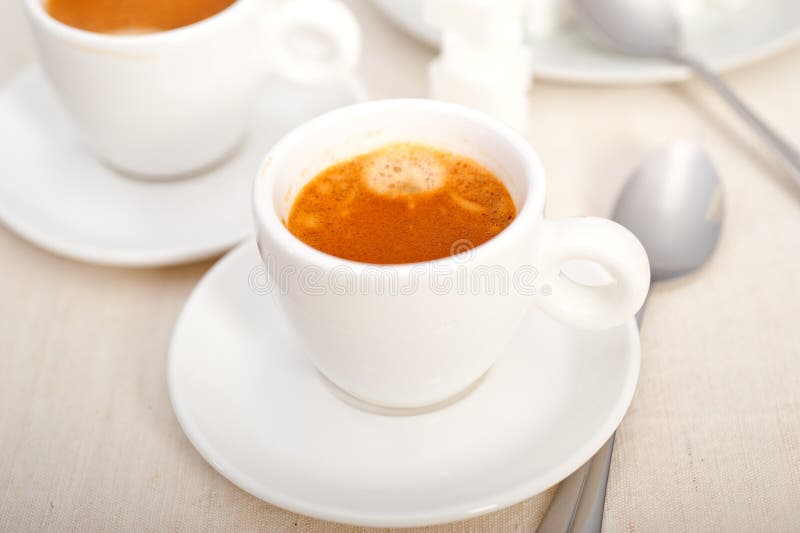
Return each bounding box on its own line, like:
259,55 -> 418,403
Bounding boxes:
266,0 -> 361,84
535,217 -> 650,330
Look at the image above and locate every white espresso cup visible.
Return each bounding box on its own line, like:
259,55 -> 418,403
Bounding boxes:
253,99 -> 650,409
24,0 -> 361,177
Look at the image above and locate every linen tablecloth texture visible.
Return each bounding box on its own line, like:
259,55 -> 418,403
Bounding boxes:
1,1 -> 799,531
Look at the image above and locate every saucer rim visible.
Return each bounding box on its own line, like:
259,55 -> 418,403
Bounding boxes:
167,238 -> 641,527
0,66 -> 366,267
0,205 -> 246,267
0,65 -> 245,267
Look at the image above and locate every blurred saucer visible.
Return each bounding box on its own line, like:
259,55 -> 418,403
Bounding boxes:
0,66 -> 365,267
371,0 -> 800,85
168,239 -> 640,527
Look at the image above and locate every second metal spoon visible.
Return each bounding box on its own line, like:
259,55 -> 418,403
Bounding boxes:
571,0 -> 800,189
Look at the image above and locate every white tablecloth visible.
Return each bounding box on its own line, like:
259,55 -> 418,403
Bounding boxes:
1,1 -> 799,531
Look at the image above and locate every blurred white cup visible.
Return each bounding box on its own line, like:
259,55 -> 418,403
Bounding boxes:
24,0 -> 361,178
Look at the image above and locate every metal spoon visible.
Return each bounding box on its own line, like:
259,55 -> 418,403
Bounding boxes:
536,140 -> 724,533
571,0 -> 800,188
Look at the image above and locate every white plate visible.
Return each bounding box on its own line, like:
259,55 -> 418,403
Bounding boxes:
370,0 -> 800,84
168,239 -> 640,527
0,67 -> 364,266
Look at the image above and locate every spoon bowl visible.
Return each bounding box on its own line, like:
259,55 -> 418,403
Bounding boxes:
613,140 -> 724,281
571,0 -> 681,56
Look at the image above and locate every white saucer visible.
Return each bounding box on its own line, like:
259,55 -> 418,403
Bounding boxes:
370,0 -> 800,85
0,67 -> 364,267
168,239 -> 640,527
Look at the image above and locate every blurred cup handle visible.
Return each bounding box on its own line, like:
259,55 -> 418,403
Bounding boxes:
265,0 -> 362,84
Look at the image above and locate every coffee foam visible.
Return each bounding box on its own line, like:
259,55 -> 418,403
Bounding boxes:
292,212 -> 321,230
448,191 -> 486,213
108,26 -> 161,35
361,144 -> 446,197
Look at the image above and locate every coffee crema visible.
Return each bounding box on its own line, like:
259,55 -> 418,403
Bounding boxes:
45,0 -> 237,34
286,143 -> 517,265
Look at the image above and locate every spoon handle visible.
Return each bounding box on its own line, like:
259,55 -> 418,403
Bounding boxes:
672,53 -> 800,188
536,300 -> 649,533
566,433 -> 616,532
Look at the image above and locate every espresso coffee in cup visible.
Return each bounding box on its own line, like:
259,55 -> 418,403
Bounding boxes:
46,0 -> 237,34
287,143 -> 517,264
